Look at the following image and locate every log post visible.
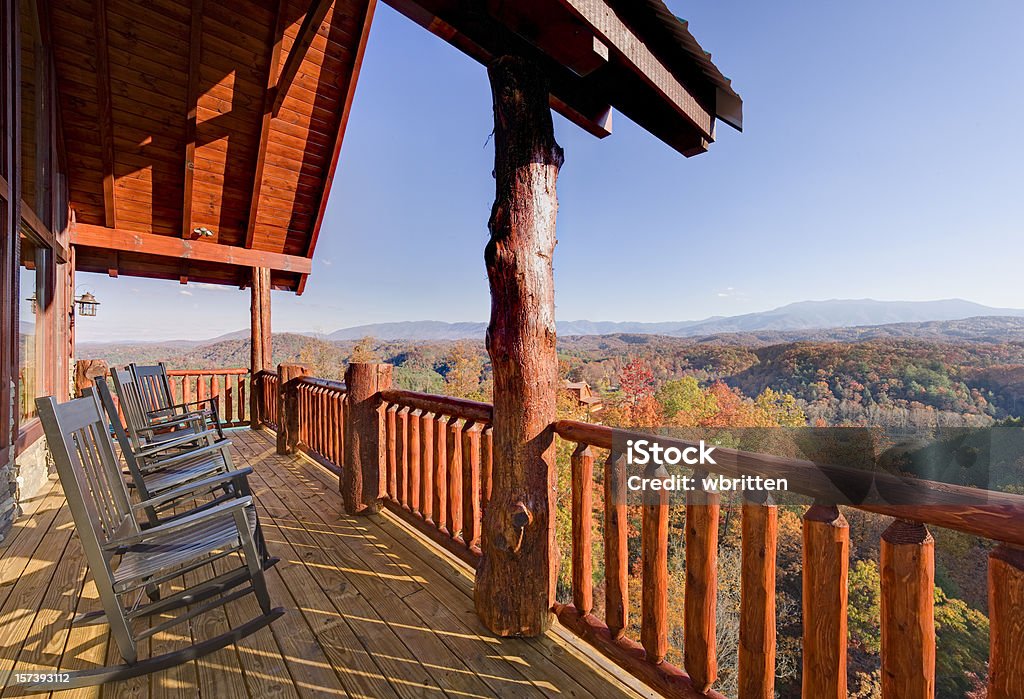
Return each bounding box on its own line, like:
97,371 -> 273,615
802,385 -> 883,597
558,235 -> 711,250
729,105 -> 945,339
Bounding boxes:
342,362 -> 392,515
474,55 -> 563,637
880,519 -> 935,699
277,363 -> 308,455
74,359 -> 109,397
685,477 -> 720,693
738,492 -> 778,699
250,266 -> 272,429
989,543 -> 1024,698
802,504 -> 849,699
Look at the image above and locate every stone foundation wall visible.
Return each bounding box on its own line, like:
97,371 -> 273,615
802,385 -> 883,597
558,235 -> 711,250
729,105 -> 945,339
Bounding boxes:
0,435 -> 53,543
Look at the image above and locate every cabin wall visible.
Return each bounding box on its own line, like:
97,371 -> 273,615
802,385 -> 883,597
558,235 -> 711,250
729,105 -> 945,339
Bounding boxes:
1,0 -> 73,541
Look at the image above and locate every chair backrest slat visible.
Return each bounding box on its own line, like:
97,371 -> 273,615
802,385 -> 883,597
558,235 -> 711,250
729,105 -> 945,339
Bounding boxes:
131,363 -> 174,414
89,381 -> 154,500
111,366 -> 153,448
36,394 -> 138,557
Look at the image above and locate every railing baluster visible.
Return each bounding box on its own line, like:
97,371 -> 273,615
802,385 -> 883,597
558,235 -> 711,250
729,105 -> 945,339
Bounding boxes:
739,492 -> 777,699
409,409 -> 422,516
396,406 -> 409,509
447,417 -> 463,541
990,543 -> 1024,698
225,374 -> 234,425
880,519 -> 935,699
462,422 -> 482,553
420,412 -> 434,525
239,374 -> 246,425
482,425 -> 493,509
685,474 -> 719,693
802,504 -> 849,699
183,373 -> 194,408
385,404 -> 397,501
641,463 -> 669,664
571,444 -> 594,616
434,413 -> 448,536
605,452 -> 628,639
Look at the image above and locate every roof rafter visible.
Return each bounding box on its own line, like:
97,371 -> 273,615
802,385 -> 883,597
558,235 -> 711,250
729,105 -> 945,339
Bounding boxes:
271,0 -> 334,117
297,0 -> 378,294
245,0 -> 289,250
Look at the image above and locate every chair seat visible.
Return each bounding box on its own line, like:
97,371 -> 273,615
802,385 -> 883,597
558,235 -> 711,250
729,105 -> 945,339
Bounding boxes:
142,453 -> 228,494
113,507 -> 257,592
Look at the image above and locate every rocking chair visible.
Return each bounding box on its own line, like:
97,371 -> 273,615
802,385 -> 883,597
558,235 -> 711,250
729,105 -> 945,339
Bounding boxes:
20,394 -> 284,692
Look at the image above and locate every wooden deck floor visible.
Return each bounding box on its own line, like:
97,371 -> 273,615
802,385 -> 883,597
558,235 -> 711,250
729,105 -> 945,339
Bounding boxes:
0,429 -> 651,699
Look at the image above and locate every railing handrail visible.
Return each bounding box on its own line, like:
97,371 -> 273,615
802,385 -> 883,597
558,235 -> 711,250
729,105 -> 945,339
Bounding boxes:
380,389 -> 493,423
297,376 -> 346,392
167,367 -> 249,376
553,419 -> 1024,547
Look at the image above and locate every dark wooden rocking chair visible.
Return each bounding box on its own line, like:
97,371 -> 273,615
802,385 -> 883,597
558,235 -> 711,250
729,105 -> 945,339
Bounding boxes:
131,362 -> 225,439
111,367 -> 209,451
19,394 -> 284,693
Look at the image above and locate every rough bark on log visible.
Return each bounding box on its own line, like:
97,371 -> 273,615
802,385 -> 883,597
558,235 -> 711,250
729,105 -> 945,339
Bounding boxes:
474,55 -> 563,637
277,363 -> 309,455
342,362 -> 392,515
75,359 -> 109,397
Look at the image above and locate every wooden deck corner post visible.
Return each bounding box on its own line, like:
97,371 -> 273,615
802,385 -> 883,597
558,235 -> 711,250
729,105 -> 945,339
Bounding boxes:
277,363 -> 309,455
474,55 -> 563,637
74,359 -> 109,397
342,362 -> 392,515
989,543 -> 1024,698
250,267 -> 272,429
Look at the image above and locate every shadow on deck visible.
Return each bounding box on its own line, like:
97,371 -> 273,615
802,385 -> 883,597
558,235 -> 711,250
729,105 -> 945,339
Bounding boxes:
0,429 -> 650,699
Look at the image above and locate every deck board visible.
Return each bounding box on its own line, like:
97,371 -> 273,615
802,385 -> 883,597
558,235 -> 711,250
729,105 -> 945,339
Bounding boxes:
1,430 -> 648,699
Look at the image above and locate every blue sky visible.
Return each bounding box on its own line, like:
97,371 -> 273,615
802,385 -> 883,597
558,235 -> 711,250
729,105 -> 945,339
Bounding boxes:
77,0 -> 1024,342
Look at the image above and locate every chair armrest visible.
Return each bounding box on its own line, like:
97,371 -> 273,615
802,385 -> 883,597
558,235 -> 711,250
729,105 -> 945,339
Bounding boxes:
106,496 -> 253,548
135,429 -> 221,456
139,440 -> 231,470
131,467 -> 253,512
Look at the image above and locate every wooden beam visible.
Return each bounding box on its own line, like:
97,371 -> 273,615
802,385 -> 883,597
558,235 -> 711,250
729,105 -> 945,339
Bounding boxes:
71,224 -> 313,274
270,0 -> 333,117
92,0 -> 116,228
555,0 -> 713,139
181,0 -> 204,240
297,0 -> 378,295
245,0 -> 289,250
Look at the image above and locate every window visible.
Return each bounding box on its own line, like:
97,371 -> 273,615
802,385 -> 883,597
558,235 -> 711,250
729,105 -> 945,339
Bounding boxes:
18,233 -> 46,422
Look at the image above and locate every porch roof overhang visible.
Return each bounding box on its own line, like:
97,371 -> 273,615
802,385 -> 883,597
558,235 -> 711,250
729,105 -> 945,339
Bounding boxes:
52,0 -> 377,292
52,0 -> 740,293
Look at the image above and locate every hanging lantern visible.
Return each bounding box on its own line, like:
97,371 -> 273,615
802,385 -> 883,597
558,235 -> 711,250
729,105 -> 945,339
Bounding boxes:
26,293 -> 37,315
75,292 -> 100,317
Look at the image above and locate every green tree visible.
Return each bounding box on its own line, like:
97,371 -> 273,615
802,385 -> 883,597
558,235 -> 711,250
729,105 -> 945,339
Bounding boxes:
848,559 -> 881,653
655,376 -> 706,419
350,336 -> 378,363
754,387 -> 807,427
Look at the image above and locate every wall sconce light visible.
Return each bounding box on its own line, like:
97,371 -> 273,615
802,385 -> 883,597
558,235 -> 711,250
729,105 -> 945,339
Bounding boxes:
75,292 -> 100,317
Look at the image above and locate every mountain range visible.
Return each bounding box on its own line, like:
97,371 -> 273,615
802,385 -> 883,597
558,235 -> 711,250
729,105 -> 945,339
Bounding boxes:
76,298 -> 1024,348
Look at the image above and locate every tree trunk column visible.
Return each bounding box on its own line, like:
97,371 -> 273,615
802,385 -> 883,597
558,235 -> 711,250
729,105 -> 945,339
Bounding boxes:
474,56 -> 563,637
74,359 -> 109,397
250,267 -> 272,429
342,362 -> 392,515
277,363 -> 309,455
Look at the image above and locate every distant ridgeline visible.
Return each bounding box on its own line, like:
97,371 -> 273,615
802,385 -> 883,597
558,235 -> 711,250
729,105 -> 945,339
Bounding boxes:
77,319 -> 1024,428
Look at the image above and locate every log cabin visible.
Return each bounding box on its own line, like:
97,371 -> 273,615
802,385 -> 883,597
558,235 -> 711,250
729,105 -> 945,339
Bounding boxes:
2,1 -> 1021,698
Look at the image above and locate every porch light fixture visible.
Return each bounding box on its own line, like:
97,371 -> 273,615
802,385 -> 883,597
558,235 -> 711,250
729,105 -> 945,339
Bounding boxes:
192,226 -> 214,238
26,293 -> 37,315
75,292 -> 100,317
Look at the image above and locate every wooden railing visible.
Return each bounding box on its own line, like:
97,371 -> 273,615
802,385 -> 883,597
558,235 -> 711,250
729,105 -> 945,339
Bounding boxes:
166,368 -> 250,428
295,376 -> 346,471
377,390 -> 493,567
553,419 -> 1024,699
245,370 -> 1024,699
253,370 -> 279,430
